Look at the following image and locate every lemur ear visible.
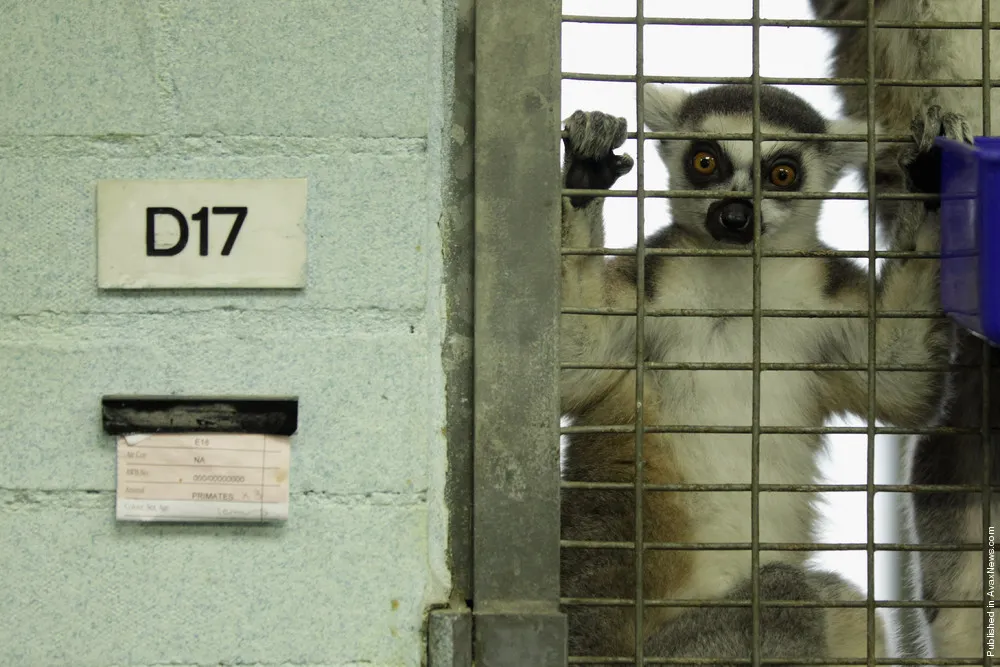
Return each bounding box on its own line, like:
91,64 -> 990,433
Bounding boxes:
644,84 -> 689,133
644,84 -> 689,164
826,117 -> 887,173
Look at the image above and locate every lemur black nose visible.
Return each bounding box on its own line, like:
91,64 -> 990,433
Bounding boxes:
718,200 -> 753,232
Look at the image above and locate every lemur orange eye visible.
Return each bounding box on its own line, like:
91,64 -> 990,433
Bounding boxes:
769,164 -> 797,187
692,151 -> 717,175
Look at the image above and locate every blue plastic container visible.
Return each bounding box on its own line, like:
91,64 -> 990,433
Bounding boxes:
936,136 -> 1000,345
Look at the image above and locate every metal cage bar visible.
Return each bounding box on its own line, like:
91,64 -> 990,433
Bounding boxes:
561,598 -> 987,609
749,2 -> 764,663
559,308 -> 941,318
980,2 -> 995,666
561,190 -> 936,200
565,73 -> 1000,87
563,15 -> 1000,30
862,1 -> 879,663
562,482 -> 1000,493
561,541 -> 985,553
566,659 -> 984,665
633,1 -> 648,665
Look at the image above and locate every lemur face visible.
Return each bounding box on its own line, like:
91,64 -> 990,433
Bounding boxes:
644,84 -> 870,249
674,132 -> 808,246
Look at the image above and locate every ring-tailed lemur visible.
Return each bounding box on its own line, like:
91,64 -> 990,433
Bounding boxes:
559,83 -> 961,660
810,0 -> 999,656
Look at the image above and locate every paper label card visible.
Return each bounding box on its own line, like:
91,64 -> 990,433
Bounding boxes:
115,433 -> 290,522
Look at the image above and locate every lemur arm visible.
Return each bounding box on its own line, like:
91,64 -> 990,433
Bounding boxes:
816,105 -> 971,428
560,111 -> 643,415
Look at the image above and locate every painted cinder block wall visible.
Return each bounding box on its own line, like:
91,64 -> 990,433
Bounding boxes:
0,1 -> 461,665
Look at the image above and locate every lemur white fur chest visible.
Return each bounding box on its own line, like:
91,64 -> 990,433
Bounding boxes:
621,254 -> 842,600
559,84 -> 951,657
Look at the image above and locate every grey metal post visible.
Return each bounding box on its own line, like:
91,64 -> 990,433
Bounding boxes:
473,0 -> 567,665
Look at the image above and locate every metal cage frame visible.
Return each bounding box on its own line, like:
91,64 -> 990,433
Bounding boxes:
429,1 -> 998,665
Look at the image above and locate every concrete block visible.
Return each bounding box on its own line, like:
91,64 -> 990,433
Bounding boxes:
0,323 -> 432,494
0,2 -> 453,666
0,495 -> 431,666
0,0 -> 160,135
162,0 -> 429,137
0,152 -> 430,315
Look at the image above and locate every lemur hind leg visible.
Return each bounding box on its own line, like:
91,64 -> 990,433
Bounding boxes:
646,563 -> 884,666
645,563 -> 826,663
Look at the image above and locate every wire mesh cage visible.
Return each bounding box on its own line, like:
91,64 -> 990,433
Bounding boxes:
556,1 -> 998,664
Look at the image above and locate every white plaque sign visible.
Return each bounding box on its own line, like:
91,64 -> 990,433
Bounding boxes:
97,179 -> 307,288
